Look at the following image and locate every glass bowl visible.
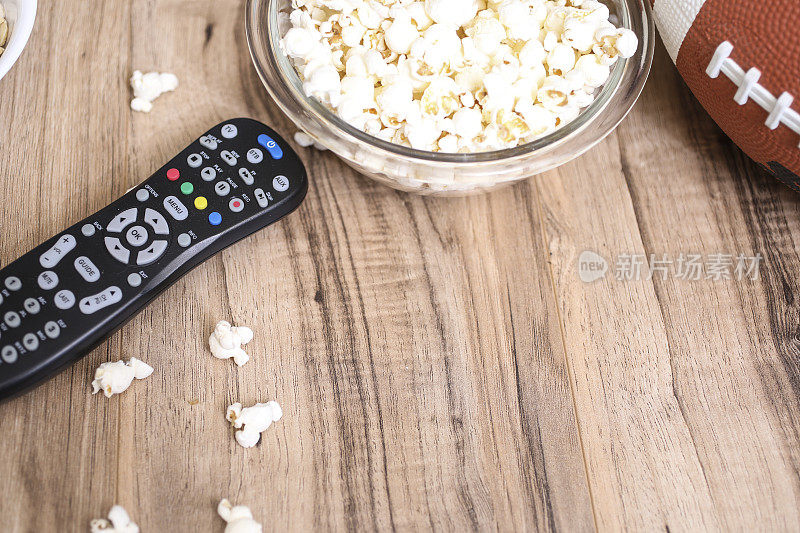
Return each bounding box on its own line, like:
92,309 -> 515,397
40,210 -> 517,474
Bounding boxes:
246,0 -> 654,195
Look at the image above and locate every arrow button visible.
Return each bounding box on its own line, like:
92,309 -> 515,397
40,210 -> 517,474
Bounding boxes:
136,240 -> 168,265
104,237 -> 131,263
107,208 -> 138,233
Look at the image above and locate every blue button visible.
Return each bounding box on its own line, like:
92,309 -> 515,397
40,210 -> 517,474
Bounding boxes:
208,212 -> 222,225
257,134 -> 284,160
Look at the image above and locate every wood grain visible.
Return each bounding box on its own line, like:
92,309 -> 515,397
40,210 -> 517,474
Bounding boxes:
0,1 -> 798,531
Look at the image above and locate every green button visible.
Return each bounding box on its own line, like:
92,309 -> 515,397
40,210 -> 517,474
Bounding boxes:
180,182 -> 194,195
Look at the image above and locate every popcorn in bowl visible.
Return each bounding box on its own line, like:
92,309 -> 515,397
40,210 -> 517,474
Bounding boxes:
0,3 -> 8,58
279,0 -> 638,153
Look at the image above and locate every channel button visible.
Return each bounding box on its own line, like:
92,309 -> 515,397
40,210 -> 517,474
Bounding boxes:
163,196 -> 189,221
80,286 -> 123,315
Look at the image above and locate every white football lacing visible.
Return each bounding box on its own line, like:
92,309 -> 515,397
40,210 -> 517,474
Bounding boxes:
706,41 -> 800,148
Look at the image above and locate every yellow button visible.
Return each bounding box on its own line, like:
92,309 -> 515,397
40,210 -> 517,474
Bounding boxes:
194,196 -> 208,210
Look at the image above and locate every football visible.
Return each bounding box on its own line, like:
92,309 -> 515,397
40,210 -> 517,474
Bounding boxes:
651,0 -> 800,189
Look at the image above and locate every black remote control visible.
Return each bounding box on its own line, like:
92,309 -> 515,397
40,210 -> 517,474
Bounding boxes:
0,118 -> 308,400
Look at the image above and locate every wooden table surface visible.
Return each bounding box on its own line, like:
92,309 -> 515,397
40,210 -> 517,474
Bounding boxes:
2,1 -> 800,531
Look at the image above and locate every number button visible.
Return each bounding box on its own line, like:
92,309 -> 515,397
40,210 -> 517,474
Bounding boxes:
247,148 -> 263,164
221,124 -> 238,138
44,321 -> 61,339
4,311 -> 20,328
24,298 -> 41,314
215,181 -> 231,196
22,334 -> 39,352
272,175 -> 289,192
4,276 -> 22,291
1,345 -> 17,363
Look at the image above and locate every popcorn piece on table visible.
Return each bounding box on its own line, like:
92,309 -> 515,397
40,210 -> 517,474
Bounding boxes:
90,505 -> 139,533
226,401 -> 283,448
294,131 -> 328,150
209,320 -> 254,366
218,499 -> 263,533
91,358 -> 153,398
129,70 -> 178,113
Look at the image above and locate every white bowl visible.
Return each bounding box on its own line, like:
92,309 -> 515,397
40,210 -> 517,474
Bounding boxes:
0,0 -> 36,81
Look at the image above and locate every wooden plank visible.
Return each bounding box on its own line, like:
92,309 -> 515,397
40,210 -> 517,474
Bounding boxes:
537,45 -> 800,530
0,0 -> 592,530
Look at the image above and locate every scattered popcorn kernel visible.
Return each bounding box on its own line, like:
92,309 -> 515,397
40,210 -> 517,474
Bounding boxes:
91,358 -> 153,398
226,401 -> 283,448
90,505 -> 139,533
129,70 -> 178,113
209,321 -> 254,366
218,499 -> 263,533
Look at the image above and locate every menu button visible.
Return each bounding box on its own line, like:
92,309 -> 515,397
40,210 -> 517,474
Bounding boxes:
163,196 -> 189,221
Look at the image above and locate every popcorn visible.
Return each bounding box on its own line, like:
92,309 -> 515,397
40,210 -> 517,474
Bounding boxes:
91,358 -> 153,398
424,0 -> 481,28
218,499 -> 263,533
129,70 -> 178,113
294,131 -> 328,150
209,320 -> 254,366
279,0 -> 638,152
226,401 -> 283,448
90,505 -> 139,533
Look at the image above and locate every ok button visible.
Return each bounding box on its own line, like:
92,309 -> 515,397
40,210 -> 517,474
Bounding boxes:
126,225 -> 149,247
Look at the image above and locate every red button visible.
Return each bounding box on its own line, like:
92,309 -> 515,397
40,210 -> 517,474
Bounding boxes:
167,168 -> 180,181
233,201 -> 241,207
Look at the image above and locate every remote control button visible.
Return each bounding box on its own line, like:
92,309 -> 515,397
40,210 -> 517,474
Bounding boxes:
180,182 -> 194,195
0,294 -> 3,305
238,167 -> 255,185
136,189 -> 150,202
104,237 -> 131,264
187,154 -> 203,168
44,321 -> 60,339
258,134 -> 284,159
273,175 -> 290,192
4,276 -> 22,291
199,135 -> 218,150
167,168 -> 181,181
136,240 -> 169,265
220,150 -> 237,166
23,298 -> 41,314
178,233 -> 192,247
201,167 -> 216,181
82,224 -> 96,237
54,290 -> 76,310
74,256 -> 101,282
194,197 -> 208,210
209,212 -> 222,226
1,345 -> 17,363
229,198 -> 244,212
221,124 -> 238,138
39,235 -> 77,268
247,148 -> 264,164
22,333 -> 39,352
79,286 -> 122,315
127,273 -> 142,287
254,188 -> 269,208
214,181 -> 231,196
106,208 -> 138,233
144,208 -> 170,235
4,311 -> 21,328
163,196 -> 189,221
126,225 -> 149,247
37,271 -> 59,290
